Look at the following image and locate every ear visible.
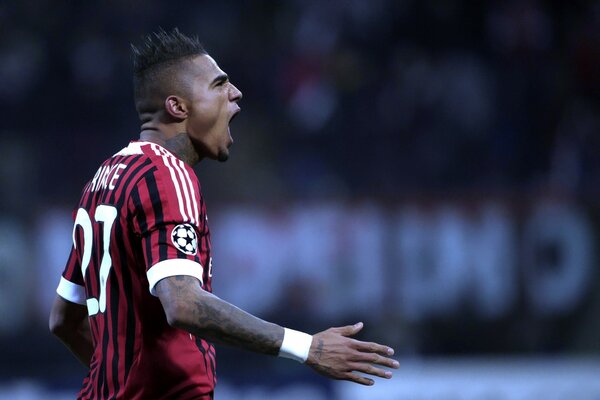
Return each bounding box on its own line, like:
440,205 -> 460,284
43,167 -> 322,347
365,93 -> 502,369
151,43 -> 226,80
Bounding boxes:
164,96 -> 188,120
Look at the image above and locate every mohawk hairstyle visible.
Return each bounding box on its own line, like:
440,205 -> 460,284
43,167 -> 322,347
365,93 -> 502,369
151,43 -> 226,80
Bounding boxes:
131,27 -> 207,76
131,28 -> 207,116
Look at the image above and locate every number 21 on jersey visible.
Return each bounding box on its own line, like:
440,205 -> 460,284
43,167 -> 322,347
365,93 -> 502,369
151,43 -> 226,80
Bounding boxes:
73,205 -> 117,316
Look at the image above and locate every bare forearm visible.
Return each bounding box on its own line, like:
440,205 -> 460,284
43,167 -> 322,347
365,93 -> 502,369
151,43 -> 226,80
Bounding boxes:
155,276 -> 400,385
182,292 -> 283,355
55,319 -> 93,367
49,296 -> 93,368
157,276 -> 283,355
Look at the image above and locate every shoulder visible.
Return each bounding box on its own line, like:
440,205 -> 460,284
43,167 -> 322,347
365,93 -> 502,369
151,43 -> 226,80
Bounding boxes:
116,141 -> 197,189
135,142 -> 203,226
138,142 -> 196,180
140,144 -> 199,198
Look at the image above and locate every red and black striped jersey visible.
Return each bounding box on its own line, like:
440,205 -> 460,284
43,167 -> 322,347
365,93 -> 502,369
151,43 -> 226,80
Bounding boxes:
57,141 -> 216,400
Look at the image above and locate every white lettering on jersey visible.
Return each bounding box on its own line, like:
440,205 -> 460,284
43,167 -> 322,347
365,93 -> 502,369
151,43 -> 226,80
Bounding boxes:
86,166 -> 103,192
99,165 -> 113,189
86,163 -> 128,193
109,164 -> 126,190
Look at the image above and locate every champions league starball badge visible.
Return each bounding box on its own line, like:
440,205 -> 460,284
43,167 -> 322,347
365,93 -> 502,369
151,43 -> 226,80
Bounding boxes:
171,223 -> 198,255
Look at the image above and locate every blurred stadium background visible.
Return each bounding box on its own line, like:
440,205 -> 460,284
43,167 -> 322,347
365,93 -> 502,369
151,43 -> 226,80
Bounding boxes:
1,0 -> 599,399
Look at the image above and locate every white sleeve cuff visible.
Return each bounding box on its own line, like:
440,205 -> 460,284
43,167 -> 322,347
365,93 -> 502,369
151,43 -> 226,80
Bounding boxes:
56,277 -> 86,305
147,259 -> 204,296
278,328 -> 313,363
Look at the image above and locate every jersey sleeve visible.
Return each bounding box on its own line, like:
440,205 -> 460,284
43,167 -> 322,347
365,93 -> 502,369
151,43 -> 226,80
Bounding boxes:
56,245 -> 87,305
130,152 -> 205,296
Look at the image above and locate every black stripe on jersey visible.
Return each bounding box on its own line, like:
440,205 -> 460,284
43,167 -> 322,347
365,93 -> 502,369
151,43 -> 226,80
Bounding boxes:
202,341 -> 216,385
109,265 -> 120,399
144,172 -> 168,261
207,347 -> 216,385
195,337 -> 209,373
105,156 -> 150,395
177,247 -> 188,259
112,156 -> 149,207
210,361 -> 216,386
115,221 -> 136,385
131,187 -> 152,266
98,311 -> 110,398
130,187 -> 148,235
80,366 -> 96,399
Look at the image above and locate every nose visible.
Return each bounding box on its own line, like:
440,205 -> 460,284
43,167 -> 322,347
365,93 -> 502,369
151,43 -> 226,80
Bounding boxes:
229,83 -> 243,102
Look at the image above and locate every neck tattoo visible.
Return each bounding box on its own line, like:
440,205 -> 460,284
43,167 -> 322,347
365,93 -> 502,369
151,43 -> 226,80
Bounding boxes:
164,133 -> 200,166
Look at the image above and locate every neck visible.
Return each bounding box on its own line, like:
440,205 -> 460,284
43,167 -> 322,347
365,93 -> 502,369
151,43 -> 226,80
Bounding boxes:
140,129 -> 200,166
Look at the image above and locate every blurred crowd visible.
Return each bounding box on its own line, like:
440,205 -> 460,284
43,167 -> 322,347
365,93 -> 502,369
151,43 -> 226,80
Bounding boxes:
1,0 -> 598,210
0,0 -> 599,390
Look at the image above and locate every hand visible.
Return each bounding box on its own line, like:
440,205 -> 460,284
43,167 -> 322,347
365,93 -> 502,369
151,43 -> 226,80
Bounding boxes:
305,322 -> 399,386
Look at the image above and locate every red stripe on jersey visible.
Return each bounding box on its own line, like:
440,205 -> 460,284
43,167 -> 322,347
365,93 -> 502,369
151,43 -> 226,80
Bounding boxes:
151,144 -> 202,226
150,143 -> 192,224
161,148 -> 194,225
170,156 -> 200,226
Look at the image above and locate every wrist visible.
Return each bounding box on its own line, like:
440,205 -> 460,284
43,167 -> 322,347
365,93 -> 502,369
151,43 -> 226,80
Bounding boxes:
278,327 -> 313,363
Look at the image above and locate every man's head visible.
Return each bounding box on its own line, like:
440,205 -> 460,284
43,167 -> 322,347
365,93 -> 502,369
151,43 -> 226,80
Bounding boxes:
132,28 -> 242,162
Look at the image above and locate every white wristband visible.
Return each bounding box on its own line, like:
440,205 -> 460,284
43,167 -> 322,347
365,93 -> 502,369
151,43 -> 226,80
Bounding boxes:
278,327 -> 313,363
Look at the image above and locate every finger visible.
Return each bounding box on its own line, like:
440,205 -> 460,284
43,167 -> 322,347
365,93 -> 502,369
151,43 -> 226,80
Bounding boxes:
331,322 -> 364,337
345,372 -> 374,386
353,340 -> 395,356
351,362 -> 394,379
352,352 -> 400,369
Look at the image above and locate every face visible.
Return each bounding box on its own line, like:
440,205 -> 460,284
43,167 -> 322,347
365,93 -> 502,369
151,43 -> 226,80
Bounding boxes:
182,55 -> 242,162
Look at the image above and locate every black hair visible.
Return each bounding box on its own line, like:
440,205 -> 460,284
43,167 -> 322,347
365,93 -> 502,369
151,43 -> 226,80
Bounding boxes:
131,27 -> 206,76
131,28 -> 207,115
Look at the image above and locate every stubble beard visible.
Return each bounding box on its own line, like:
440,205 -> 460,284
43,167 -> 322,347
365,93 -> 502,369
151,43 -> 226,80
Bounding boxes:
217,150 -> 229,162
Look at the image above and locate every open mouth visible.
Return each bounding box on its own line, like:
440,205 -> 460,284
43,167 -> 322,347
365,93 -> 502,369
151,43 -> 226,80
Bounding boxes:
229,108 -> 241,124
